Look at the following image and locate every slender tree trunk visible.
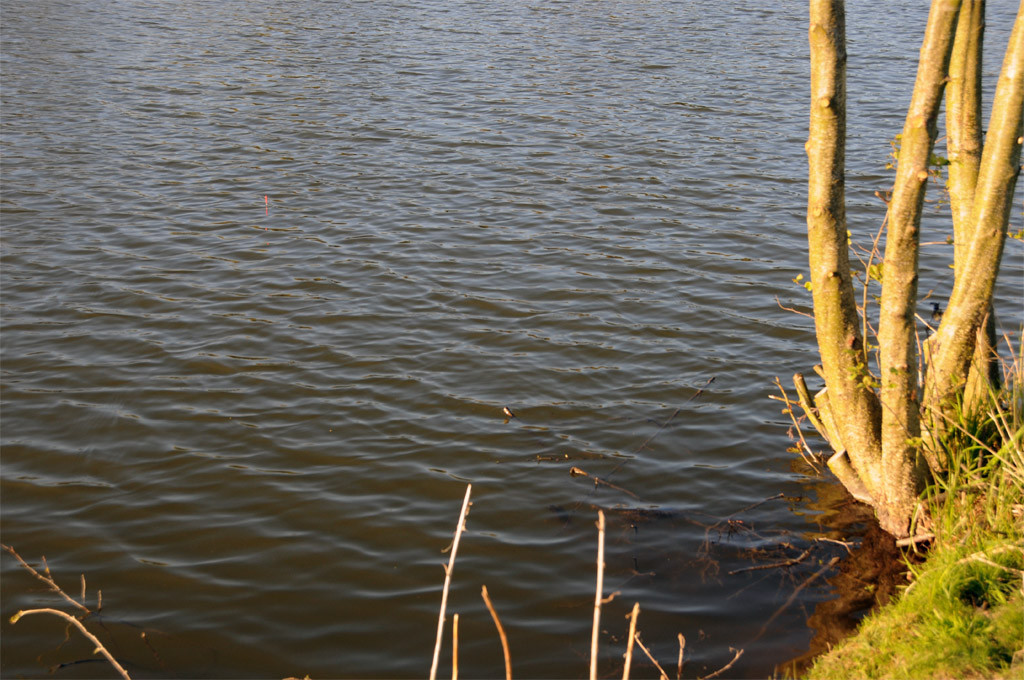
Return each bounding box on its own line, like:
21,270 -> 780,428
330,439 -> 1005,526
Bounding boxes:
925,7 -> 1024,435
875,0 -> 962,536
946,0 -> 985,254
807,0 -> 884,499
944,0 -> 1000,415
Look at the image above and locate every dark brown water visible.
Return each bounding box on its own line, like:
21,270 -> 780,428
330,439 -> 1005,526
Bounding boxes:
2,1 -> 1021,678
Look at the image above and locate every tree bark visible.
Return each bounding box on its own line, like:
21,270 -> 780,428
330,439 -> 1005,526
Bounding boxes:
946,0 -> 985,255
945,0 -> 1000,414
875,0 -> 962,536
925,6 -> 1024,439
806,0 -> 884,499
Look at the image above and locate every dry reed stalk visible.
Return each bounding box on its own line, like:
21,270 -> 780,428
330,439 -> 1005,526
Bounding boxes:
676,633 -> 685,679
632,633 -> 669,680
622,602 -> 640,680
481,586 -> 512,680
589,510 -> 606,680
10,608 -> 131,680
451,613 -> 459,680
430,483 -> 473,680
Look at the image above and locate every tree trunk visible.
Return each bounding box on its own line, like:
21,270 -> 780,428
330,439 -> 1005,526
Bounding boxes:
924,7 -> 1024,440
806,0 -> 884,500
944,0 -> 1000,416
875,0 -> 961,536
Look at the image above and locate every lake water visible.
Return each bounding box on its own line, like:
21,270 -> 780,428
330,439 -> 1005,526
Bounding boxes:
2,1 -> 1021,678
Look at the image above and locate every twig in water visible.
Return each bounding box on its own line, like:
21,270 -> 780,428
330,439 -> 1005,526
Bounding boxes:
10,608 -> 131,680
700,647 -> 744,680
775,295 -> 813,318
2,544 -> 91,614
570,467 -> 638,498
622,603 -> 640,680
728,546 -> 814,575
676,634 -> 685,679
430,484 -> 473,680
814,537 -> 855,554
632,633 -> 669,680
481,586 -> 512,680
451,613 -> 459,680
590,510 -> 606,680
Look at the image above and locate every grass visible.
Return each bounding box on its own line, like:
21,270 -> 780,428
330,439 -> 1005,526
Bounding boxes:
806,339 -> 1024,680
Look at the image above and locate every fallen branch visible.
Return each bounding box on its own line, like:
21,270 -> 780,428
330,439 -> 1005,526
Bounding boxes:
430,484 -> 473,680
10,608 -> 131,680
481,586 -> 512,680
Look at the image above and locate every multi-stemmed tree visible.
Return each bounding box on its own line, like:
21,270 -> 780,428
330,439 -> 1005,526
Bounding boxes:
800,0 -> 1022,538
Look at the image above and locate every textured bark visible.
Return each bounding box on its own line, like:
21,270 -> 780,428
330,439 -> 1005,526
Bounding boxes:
946,0 -> 985,256
945,0 -> 1000,413
806,0 -> 883,499
925,7 -> 1024,437
874,0 -> 961,536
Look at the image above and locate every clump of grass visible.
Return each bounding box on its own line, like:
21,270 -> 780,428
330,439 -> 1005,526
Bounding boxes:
808,336 -> 1024,680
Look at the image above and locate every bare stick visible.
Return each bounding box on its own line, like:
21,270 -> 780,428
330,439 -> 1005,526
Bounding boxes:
430,484 -> 473,680
590,510 -> 606,680
676,634 -> 685,679
481,586 -> 512,680
632,633 -> 669,680
10,608 -> 131,680
701,647 -> 744,680
452,613 -> 459,680
2,544 -> 90,614
622,603 -> 640,680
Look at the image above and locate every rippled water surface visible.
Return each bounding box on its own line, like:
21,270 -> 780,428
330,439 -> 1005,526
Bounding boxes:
2,1 -> 1021,678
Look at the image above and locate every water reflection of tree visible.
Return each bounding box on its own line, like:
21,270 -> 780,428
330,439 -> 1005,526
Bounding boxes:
778,464 -> 918,677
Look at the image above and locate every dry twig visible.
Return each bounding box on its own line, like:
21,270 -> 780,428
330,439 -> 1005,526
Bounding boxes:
700,647 -> 744,680
10,608 -> 131,680
481,586 -> 512,680
632,633 -> 669,680
2,544 -> 91,614
728,546 -> 814,575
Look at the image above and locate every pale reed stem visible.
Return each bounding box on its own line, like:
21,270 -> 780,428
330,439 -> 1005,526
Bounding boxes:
451,613 -> 459,680
622,602 -> 640,680
430,484 -> 472,680
589,510 -> 606,680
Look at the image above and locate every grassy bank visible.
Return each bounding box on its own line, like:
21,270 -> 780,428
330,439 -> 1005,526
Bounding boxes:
807,343 -> 1024,680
